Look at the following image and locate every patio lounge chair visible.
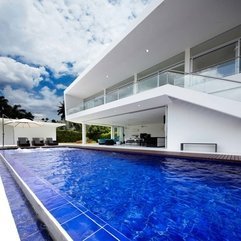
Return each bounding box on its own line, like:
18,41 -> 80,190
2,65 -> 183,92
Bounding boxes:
32,138 -> 45,146
98,139 -> 115,145
17,137 -> 30,147
45,137 -> 58,146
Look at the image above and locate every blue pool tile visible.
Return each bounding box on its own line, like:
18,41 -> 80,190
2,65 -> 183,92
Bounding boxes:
26,180 -> 47,192
22,230 -> 53,241
35,188 -> 60,202
62,214 -> 101,240
85,228 -> 118,241
50,203 -> 82,224
73,201 -> 88,212
85,211 -> 106,227
104,225 -> 130,241
41,195 -> 68,211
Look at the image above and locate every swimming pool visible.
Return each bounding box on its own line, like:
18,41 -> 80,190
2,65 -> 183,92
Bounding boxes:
0,154 -> 53,241
3,147 -> 241,240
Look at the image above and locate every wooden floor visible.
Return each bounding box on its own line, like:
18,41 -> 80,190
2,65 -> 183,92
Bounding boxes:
64,144 -> 241,163
1,144 -> 241,163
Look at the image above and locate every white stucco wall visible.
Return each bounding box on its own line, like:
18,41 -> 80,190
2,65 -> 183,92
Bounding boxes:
14,126 -> 57,145
0,125 -> 14,146
124,123 -> 165,140
0,122 -> 60,146
167,100 -> 241,154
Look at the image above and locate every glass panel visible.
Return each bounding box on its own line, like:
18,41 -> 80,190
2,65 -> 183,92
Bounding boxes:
195,58 -> 237,78
137,74 -> 158,93
94,95 -> 104,107
159,72 -> 168,86
84,95 -> 104,110
84,99 -> 94,110
183,74 -> 241,102
119,84 -> 133,99
106,91 -> 118,103
115,127 -> 124,142
193,42 -> 237,77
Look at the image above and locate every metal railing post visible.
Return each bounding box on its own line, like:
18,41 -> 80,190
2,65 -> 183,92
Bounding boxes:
2,114 -> 4,148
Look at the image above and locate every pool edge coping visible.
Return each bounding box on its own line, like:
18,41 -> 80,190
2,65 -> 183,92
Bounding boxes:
0,152 -> 130,241
1,144 -> 241,163
61,144 -> 241,163
0,153 -> 73,241
0,176 -> 21,241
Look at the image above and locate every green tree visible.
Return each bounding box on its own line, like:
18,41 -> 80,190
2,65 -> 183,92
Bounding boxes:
0,96 -> 34,120
87,125 -> 110,141
57,101 -> 65,120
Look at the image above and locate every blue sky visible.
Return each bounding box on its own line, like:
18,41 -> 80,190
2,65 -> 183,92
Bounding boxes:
0,0 -> 153,120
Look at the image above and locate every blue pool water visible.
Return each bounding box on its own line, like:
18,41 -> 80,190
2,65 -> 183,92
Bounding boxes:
0,157 -> 53,241
2,147 -> 241,240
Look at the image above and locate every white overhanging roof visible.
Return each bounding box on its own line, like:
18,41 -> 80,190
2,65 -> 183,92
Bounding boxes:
65,0 -> 241,99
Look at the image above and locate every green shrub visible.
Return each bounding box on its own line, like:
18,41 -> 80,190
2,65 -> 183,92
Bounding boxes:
57,130 -> 82,143
86,125 -> 111,141
99,132 -> 111,139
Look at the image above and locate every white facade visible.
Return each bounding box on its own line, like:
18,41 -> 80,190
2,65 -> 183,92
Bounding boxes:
167,101 -> 241,154
0,119 -> 64,146
64,0 -> 241,154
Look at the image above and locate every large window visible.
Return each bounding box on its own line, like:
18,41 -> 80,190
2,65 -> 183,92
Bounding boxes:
192,41 -> 240,78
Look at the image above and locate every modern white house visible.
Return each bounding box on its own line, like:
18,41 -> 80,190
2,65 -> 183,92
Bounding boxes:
64,0 -> 241,154
0,118 -> 64,146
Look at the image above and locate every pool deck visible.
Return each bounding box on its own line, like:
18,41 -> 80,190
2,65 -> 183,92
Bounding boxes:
59,143 -> 241,163
1,143 -> 241,162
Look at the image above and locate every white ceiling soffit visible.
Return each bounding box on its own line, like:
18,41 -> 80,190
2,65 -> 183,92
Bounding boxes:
66,0 -> 241,98
76,107 -> 166,126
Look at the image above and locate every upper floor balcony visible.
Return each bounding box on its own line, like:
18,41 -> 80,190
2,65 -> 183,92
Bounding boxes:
67,57 -> 241,116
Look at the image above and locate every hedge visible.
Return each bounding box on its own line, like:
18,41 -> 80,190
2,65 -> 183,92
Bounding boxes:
57,130 -> 82,143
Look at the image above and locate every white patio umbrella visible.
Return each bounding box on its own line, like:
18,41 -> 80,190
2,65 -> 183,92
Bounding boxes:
5,118 -> 43,128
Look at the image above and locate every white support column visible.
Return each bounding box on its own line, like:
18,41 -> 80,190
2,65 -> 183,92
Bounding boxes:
103,89 -> 106,104
82,123 -> 87,144
111,126 -> 115,139
133,73 -> 138,94
164,106 -> 168,149
235,40 -> 240,74
184,48 -> 191,88
184,48 -> 191,73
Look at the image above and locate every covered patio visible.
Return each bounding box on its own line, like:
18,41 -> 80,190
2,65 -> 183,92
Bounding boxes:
80,105 -> 167,148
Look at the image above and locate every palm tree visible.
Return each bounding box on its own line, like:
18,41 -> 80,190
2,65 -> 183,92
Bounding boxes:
57,101 -> 65,120
0,96 -> 10,116
0,96 -> 34,119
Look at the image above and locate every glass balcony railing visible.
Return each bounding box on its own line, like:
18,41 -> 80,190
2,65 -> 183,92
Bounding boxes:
106,83 -> 134,103
84,95 -> 104,110
137,74 -> 158,93
67,69 -> 241,115
194,57 -> 240,78
178,73 -> 241,102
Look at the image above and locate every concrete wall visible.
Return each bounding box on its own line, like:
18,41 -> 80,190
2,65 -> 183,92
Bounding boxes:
0,125 -> 14,146
14,126 -> 57,145
124,123 -> 165,141
167,100 -> 241,154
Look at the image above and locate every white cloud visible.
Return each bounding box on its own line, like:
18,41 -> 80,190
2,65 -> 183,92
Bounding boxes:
0,0 -> 152,77
0,57 -> 48,88
2,85 -> 63,119
56,83 -> 67,90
